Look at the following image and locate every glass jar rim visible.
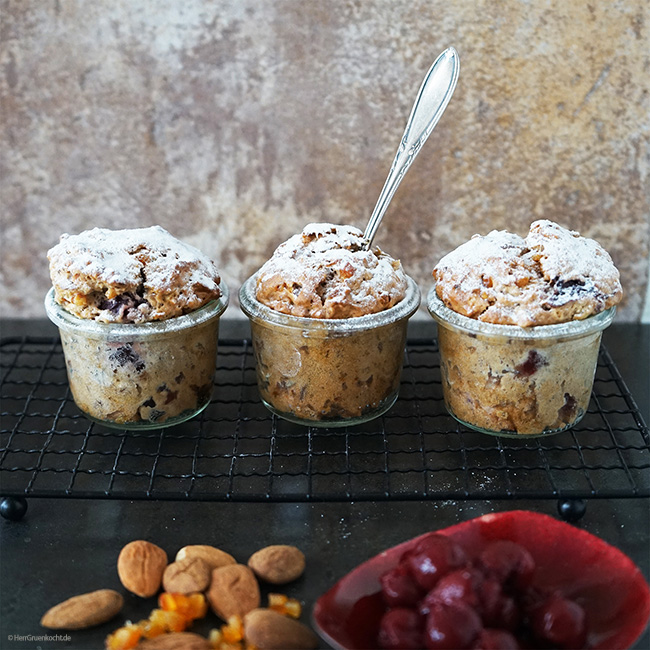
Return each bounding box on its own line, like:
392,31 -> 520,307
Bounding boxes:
44,284 -> 229,336
427,284 -> 616,340
239,273 -> 420,332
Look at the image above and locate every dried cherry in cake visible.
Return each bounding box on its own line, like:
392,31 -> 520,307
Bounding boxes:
514,350 -> 548,377
109,344 -> 145,372
377,607 -> 424,650
403,534 -> 468,591
380,564 -> 423,608
99,292 -> 145,320
557,393 -> 578,423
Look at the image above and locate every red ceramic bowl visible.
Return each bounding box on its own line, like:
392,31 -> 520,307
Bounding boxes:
312,510 -> 650,650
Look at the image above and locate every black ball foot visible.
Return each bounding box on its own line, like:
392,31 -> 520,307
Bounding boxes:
557,498 -> 587,522
0,496 -> 28,521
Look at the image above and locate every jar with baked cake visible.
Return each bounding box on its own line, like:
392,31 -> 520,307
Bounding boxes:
428,220 -> 622,437
240,223 -> 421,427
45,226 -> 228,429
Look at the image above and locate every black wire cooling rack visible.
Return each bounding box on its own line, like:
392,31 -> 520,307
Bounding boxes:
1,336 -> 648,503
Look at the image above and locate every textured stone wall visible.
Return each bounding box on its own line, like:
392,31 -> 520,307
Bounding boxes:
2,0 -> 649,321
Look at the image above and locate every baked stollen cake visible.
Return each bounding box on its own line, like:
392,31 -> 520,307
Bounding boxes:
433,219 -> 622,327
48,225 -> 221,323
255,222 -> 407,318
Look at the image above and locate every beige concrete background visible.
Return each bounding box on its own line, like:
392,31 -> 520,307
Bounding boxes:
1,0 -> 649,321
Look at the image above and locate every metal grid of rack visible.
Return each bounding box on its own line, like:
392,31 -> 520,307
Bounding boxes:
1,336 -> 648,502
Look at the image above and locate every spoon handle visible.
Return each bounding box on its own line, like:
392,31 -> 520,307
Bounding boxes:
363,47 -> 460,248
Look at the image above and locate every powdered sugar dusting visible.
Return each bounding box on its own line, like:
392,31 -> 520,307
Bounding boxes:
256,223 -> 408,318
528,219 -> 618,282
51,226 -> 218,289
48,226 -> 222,322
433,220 -> 622,326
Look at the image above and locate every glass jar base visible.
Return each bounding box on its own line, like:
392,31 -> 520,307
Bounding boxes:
447,408 -> 586,438
81,401 -> 211,431
260,393 -> 399,428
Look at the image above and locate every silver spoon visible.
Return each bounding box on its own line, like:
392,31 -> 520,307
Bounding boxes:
363,47 -> 460,249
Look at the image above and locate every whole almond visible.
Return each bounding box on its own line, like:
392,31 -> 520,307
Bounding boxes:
247,545 -> 305,584
117,540 -> 168,598
175,544 -> 236,571
162,556 -> 211,594
41,589 -> 123,630
243,608 -> 318,650
207,564 -> 260,620
136,631 -> 212,649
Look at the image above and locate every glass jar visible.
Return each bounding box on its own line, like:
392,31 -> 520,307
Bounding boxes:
240,275 -> 420,427
427,285 -> 616,437
45,285 -> 229,429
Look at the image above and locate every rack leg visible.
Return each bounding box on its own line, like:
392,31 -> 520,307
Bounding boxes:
557,498 -> 587,522
0,496 -> 28,521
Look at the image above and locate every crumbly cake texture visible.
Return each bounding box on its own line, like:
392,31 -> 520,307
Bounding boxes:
433,220 -> 623,326
59,324 -> 217,425
437,328 -> 600,435
255,223 -> 408,318
250,318 -> 407,423
48,226 -> 222,323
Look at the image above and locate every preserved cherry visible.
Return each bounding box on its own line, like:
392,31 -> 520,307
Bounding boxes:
478,540 -> 536,589
424,600 -> 482,649
378,607 -> 424,650
530,592 -> 587,649
376,534 -> 589,650
381,563 -> 424,607
420,567 -> 483,613
478,578 -> 520,631
472,628 -> 520,649
404,534 -> 467,591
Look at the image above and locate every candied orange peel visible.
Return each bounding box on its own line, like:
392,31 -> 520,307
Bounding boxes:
159,591 -> 208,620
209,615 -> 250,650
106,623 -> 142,650
106,591 -> 301,650
105,592 -> 208,649
268,593 -> 301,618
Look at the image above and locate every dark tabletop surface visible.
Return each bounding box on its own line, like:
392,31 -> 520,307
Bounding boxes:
1,319 -> 648,650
